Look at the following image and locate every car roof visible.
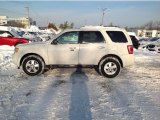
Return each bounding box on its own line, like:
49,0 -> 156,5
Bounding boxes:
62,26 -> 124,33
81,26 -> 124,31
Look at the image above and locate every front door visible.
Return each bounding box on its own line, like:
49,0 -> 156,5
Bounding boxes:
48,31 -> 79,65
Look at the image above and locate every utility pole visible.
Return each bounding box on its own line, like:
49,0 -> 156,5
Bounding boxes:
100,8 -> 107,26
25,6 -> 30,27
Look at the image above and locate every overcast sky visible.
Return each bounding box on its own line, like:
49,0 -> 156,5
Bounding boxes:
0,1 -> 160,28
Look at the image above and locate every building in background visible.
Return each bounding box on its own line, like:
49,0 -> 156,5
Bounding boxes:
9,17 -> 29,27
0,16 -> 8,25
137,30 -> 160,38
0,16 -> 36,27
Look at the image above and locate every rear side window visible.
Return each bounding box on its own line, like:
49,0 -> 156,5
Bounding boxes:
106,31 -> 128,43
80,31 -> 104,43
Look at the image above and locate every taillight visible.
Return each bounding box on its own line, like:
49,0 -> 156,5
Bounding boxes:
127,45 -> 133,54
25,39 -> 29,43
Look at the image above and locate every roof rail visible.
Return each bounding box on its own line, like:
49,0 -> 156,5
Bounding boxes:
80,25 -> 122,30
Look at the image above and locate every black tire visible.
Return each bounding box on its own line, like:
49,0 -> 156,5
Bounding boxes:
22,55 -> 45,76
99,57 -> 121,78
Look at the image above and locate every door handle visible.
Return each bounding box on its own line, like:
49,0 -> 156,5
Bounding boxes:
70,49 -> 74,51
98,46 -> 105,49
69,47 -> 76,51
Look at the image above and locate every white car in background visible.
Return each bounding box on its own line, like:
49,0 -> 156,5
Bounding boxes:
12,26 -> 134,78
143,38 -> 160,53
0,26 -> 21,38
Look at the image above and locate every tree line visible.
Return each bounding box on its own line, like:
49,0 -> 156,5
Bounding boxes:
108,21 -> 160,31
48,21 -> 74,31
138,21 -> 160,30
3,20 -> 160,31
3,20 -> 74,31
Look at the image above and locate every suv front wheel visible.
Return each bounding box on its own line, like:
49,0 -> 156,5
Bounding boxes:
22,55 -> 45,76
99,57 -> 121,78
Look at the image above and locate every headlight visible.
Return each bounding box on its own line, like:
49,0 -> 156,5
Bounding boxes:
15,48 -> 19,53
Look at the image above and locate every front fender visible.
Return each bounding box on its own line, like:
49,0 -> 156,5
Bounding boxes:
12,44 -> 49,67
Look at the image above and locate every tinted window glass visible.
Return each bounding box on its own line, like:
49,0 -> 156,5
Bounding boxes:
57,31 -> 79,44
80,31 -> 104,43
107,31 -> 127,43
129,35 -> 139,49
0,31 -> 14,37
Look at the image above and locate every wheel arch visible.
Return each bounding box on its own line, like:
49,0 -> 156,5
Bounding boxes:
20,53 -> 45,67
15,42 -> 22,46
99,54 -> 123,67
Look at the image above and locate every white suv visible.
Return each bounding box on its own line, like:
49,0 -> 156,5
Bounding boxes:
12,26 -> 134,78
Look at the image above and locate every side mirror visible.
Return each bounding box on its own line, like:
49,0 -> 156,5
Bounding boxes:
51,39 -> 58,45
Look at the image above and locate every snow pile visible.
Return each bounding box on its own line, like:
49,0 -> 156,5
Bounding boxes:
0,45 -> 14,68
0,45 -> 14,51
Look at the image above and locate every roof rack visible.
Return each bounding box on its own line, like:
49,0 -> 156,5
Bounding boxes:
80,25 -> 122,30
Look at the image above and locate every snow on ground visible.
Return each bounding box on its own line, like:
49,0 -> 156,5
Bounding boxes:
0,45 -> 14,69
0,46 -> 160,120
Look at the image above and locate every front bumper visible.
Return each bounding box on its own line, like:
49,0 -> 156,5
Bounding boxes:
12,52 -> 21,68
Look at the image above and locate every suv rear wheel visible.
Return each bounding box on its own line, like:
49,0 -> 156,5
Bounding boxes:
99,57 -> 121,78
22,55 -> 44,76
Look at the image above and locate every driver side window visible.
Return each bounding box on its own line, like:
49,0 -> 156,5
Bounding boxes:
57,31 -> 79,44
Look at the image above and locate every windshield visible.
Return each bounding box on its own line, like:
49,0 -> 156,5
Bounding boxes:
10,28 -> 21,38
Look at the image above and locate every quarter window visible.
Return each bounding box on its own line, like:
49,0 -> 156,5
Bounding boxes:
106,31 -> 128,43
80,31 -> 104,43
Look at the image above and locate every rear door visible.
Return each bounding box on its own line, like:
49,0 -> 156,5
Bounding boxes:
78,31 -> 107,65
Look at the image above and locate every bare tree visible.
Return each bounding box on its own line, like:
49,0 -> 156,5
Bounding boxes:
48,22 -> 58,31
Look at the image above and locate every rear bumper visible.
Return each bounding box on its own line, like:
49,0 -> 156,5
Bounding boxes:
121,54 -> 134,67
